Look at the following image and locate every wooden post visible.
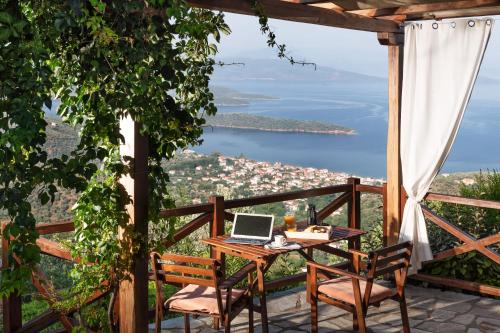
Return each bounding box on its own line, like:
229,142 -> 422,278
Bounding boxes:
1,222 -> 22,333
378,32 -> 404,246
347,177 -> 361,250
382,183 -> 388,247
209,196 -> 226,273
118,116 -> 149,333
209,195 -> 225,329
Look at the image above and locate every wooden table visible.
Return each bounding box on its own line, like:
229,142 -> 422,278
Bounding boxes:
202,225 -> 366,333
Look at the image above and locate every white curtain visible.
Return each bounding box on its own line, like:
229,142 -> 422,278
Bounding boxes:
399,18 -> 493,273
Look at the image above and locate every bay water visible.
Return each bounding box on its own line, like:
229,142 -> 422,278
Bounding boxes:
194,80 -> 500,178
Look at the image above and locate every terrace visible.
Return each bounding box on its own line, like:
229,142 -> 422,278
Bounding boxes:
155,285 -> 500,333
2,1 -> 500,333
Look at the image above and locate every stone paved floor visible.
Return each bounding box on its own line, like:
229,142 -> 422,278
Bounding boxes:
150,284 -> 500,333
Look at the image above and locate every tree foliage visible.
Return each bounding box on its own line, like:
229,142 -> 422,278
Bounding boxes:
0,0 -> 230,300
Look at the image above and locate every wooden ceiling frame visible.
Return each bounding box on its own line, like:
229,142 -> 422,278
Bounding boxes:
347,0 -> 500,21
188,1 -> 500,34
186,0 -> 401,32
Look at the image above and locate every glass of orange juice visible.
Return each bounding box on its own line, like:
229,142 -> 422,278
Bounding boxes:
284,215 -> 297,232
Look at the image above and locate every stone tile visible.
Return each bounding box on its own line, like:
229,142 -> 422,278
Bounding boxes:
438,300 -> 473,313
470,305 -> 500,319
409,318 -> 425,328
411,329 -> 432,333
153,286 -> 497,333
437,290 -> 480,302
452,313 -> 476,326
407,307 -> 429,320
411,298 -> 437,310
475,298 -> 500,308
467,329 -> 482,333
430,309 -> 456,322
476,316 -> 500,332
370,312 -> 405,326
417,321 -> 466,333
148,316 -> 207,330
369,323 -> 402,333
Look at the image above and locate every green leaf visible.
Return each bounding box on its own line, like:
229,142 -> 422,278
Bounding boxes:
0,28 -> 11,41
0,12 -> 13,24
39,192 -> 50,205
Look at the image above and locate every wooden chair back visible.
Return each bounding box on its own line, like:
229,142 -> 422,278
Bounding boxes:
151,252 -> 225,317
361,241 -> 413,306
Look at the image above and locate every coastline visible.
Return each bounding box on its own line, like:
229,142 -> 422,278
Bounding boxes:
203,125 -> 356,135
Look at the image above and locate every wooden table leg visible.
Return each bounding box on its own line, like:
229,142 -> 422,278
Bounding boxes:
256,262 -> 269,333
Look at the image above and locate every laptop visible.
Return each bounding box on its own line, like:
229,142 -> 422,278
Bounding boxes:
224,213 -> 274,246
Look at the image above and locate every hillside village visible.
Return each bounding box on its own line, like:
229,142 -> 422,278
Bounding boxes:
167,150 -> 383,214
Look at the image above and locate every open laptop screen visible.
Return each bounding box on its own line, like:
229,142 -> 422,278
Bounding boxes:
232,213 -> 274,240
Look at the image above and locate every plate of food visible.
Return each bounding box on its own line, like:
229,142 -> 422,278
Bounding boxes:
284,225 -> 333,240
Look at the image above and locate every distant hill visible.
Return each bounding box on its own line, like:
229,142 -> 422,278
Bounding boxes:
204,113 -> 354,135
212,58 -> 386,83
210,85 -> 278,106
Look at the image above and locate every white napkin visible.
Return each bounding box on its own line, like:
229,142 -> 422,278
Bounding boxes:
264,242 -> 301,250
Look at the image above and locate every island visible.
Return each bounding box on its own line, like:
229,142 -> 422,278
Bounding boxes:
203,113 -> 355,135
211,86 -> 278,107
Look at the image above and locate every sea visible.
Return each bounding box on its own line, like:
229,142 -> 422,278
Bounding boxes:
194,80 -> 500,179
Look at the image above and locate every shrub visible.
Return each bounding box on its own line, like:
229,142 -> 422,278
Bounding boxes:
423,170 -> 500,286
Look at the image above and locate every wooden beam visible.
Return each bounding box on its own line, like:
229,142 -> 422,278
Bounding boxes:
285,0 -> 347,11
163,213 -> 212,248
408,5 -> 500,20
349,0 -> 500,18
35,220 -> 75,235
424,192 -> 500,210
225,184 -> 351,209
379,32 -> 404,247
347,177 -> 361,250
422,206 -> 500,265
36,238 -> 74,262
186,0 -> 401,33
412,273 -> 500,297
430,233 -> 500,262
16,310 -> 60,333
159,203 -> 213,218
118,115 -> 149,333
316,191 -> 351,221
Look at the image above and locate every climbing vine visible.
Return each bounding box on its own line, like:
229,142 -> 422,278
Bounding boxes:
0,0 -> 230,301
0,1 -> 313,326
252,0 -> 316,69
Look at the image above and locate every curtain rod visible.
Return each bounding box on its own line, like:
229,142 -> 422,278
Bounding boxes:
404,17 -> 497,24
404,17 -> 496,28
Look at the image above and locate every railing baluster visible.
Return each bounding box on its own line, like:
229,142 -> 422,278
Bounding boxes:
209,196 -> 226,274
348,178 -> 361,251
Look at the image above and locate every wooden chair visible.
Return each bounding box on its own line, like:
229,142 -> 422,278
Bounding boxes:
151,252 -> 256,333
307,241 -> 413,333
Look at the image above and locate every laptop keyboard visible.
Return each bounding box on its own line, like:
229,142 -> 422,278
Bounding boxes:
224,238 -> 269,246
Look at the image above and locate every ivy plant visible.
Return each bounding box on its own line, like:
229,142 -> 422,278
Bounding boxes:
0,1 -> 313,325
0,0 -> 230,303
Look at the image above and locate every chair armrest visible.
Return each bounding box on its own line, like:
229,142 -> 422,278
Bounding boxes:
306,261 -> 367,281
219,262 -> 257,290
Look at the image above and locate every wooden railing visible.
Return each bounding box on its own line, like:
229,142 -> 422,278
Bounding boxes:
2,177 -> 500,332
412,191 -> 500,296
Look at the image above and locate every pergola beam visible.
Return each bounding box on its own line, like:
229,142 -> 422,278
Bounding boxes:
348,0 -> 500,20
408,5 -> 500,20
187,0 -> 401,33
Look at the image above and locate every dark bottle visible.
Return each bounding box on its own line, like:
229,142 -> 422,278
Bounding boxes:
307,204 -> 318,226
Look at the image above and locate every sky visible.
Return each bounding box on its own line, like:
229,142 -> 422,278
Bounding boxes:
216,13 -> 500,79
